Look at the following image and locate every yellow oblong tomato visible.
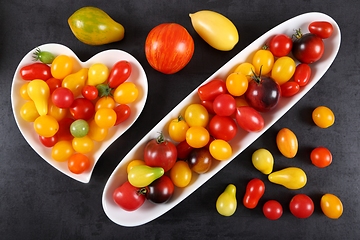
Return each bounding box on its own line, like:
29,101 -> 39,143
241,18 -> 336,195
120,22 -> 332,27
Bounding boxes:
268,167 -> 307,190
312,106 -> 335,128
320,193 -> 343,219
209,139 -> 232,161
189,10 -> 239,51
113,82 -> 139,104
68,6 -> 125,46
170,161 -> 192,188
252,49 -> 274,75
271,56 -> 296,85
20,101 -> 40,122
276,128 -> 298,158
62,68 -> 88,96
51,55 -> 74,80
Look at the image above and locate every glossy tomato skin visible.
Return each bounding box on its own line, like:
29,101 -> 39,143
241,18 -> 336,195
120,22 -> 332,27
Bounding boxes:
280,81 -> 300,97
144,135 -> 177,172
176,140 -> 193,160
113,181 -> 145,211
114,104 -> 131,125
263,200 -> 283,220
292,32 -> 324,64
144,175 -> 174,204
188,147 -> 213,174
108,60 -> 132,88
268,34 -> 293,57
310,146 -> 332,168
235,106 -> 264,132
309,21 -> 334,39
213,93 -> 236,117
69,98 -> 95,120
289,194 -> 314,218
20,62 -> 52,81
243,178 -> 265,209
245,76 -> 281,112
293,63 -> 311,87
208,115 -> 237,141
145,23 -> 194,74
51,87 -> 74,108
198,79 -> 227,101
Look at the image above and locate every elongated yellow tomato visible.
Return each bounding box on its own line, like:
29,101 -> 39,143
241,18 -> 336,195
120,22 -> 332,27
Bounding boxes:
34,115 -> 59,137
170,161 -> 192,188
216,184 -> 237,216
87,63 -> 109,86
209,139 -> 232,161
252,148 -> 274,174
189,10 -> 239,51
51,55 -> 74,79
271,56 -> 296,85
126,160 -> 145,174
68,6 -> 125,45
252,49 -> 274,75
27,79 -> 50,116
20,101 -> 40,122
113,82 -> 139,104
128,165 -> 164,188
320,193 -> 343,219
276,128 -> 298,158
62,68 -> 88,96
268,167 -> 307,189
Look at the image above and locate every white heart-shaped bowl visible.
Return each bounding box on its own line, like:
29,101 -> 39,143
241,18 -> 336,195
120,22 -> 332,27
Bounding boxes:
11,43 -> 148,183
102,12 -> 341,227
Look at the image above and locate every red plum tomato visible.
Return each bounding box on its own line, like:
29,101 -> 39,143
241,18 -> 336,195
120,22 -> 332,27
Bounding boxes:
235,106 -> 264,132
309,21 -> 334,39
198,79 -> 227,101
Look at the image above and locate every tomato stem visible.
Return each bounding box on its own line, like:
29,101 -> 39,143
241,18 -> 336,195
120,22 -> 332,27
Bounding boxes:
293,28 -> 303,40
156,132 -> 165,144
251,66 -> 262,84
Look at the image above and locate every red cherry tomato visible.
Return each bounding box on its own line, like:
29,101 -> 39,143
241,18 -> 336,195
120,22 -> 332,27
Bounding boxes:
145,23 -> 194,74
308,21 -> 334,39
113,181 -> 146,211
208,115 -> 237,141
82,85 -> 98,100
51,87 -> 74,108
39,135 -> 58,148
108,60 -> 132,88
293,63 -> 312,87
263,200 -> 283,220
243,178 -> 265,209
176,140 -> 193,160
310,146 -> 332,168
213,93 -> 236,117
20,62 -> 52,81
198,79 -> 227,101
280,81 -> 300,97
68,153 -> 91,174
114,104 -> 131,126
289,194 -> 314,218
69,98 -> 95,120
235,106 -> 264,132
292,31 -> 324,64
268,34 -> 293,57
144,133 -> 177,172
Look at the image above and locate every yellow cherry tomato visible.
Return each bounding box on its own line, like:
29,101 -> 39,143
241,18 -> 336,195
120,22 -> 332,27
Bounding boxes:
271,56 -> 296,85
51,55 -> 74,79
87,63 -> 109,86
252,49 -> 274,75
170,161 -> 192,188
233,62 -> 255,80
72,135 -> 94,153
20,101 -> 40,122
87,119 -> 108,142
48,101 -> 67,121
62,68 -> 88,97
209,139 -> 232,161
27,79 -> 50,116
312,106 -> 335,128
252,148 -> 274,174
51,140 -> 74,162
216,184 -> 237,216
113,82 -> 139,104
19,82 -> 31,100
94,108 -> 117,128
186,126 -> 210,148
95,96 -> 116,110
189,10 -> 239,51
276,128 -> 298,158
268,167 -> 307,190
126,160 -> 145,174
320,193 -> 343,219
33,115 -> 59,137
184,103 -> 209,127
168,116 -> 189,142
226,72 -> 248,96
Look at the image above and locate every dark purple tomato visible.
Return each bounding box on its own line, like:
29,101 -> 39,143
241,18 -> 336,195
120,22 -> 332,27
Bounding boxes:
144,175 -> 174,204
245,75 -> 281,112
292,30 -> 324,64
187,147 -> 213,174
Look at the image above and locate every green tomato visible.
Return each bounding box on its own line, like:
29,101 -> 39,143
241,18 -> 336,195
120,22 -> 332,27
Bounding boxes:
70,119 -> 89,138
252,148 -> 274,174
33,48 -> 56,64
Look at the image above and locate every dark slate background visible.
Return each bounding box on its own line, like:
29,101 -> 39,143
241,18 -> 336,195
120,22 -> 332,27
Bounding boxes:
1,1 -> 359,239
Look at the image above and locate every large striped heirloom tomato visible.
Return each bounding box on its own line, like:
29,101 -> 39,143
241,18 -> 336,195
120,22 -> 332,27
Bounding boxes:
145,23 -> 194,74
